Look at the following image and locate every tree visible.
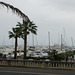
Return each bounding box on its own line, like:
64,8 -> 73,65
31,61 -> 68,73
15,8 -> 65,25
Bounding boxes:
17,20 -> 37,59
48,50 -> 58,61
65,50 -> 74,62
9,27 -> 21,59
0,2 -> 29,21
48,50 -> 65,61
0,53 -> 3,58
56,53 -> 65,61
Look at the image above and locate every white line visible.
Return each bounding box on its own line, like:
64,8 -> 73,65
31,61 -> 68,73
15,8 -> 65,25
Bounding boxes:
0,70 -> 64,75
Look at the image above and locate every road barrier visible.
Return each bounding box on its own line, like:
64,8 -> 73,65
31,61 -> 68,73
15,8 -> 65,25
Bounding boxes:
0,59 -> 75,70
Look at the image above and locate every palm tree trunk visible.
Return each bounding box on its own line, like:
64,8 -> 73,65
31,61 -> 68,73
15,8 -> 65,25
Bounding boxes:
24,35 -> 27,59
14,37 -> 17,59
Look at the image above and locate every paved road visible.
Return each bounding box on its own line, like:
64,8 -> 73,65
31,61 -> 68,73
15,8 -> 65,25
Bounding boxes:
0,67 -> 75,75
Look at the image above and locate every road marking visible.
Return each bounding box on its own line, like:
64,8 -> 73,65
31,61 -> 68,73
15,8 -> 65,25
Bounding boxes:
0,70 -> 64,75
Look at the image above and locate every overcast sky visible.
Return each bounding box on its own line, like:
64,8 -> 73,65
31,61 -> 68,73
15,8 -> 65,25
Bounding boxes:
0,0 -> 75,46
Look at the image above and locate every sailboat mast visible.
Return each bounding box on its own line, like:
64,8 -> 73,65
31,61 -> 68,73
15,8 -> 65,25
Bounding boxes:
71,37 -> 73,50
48,32 -> 50,50
32,34 -> 34,47
61,34 -> 62,51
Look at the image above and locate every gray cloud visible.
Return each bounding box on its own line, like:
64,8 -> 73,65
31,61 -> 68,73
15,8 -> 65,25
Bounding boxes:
0,0 -> 75,46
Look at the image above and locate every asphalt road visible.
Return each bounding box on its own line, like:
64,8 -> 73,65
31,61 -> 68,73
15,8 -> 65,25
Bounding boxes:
0,67 -> 75,75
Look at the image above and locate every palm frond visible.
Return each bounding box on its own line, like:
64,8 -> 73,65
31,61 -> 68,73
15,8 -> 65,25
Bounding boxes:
9,35 -> 15,39
12,28 -> 16,33
26,31 -> 30,35
15,27 -> 22,34
9,31 -> 14,35
32,26 -> 37,30
29,21 -> 35,27
9,31 -> 15,39
30,29 -> 37,35
17,22 -> 22,26
0,2 -> 30,21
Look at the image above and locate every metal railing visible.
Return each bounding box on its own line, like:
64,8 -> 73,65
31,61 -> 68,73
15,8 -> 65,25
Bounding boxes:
0,59 -> 75,70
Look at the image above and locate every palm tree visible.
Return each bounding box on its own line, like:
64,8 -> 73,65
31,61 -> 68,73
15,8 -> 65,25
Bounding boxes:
17,20 -> 37,59
0,2 -> 30,21
9,27 -> 21,59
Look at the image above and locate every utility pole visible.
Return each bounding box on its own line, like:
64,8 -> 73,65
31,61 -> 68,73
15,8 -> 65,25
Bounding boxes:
48,32 -> 50,50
